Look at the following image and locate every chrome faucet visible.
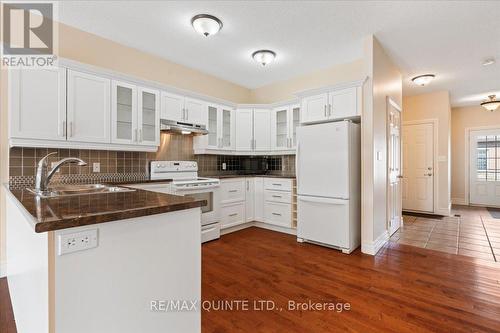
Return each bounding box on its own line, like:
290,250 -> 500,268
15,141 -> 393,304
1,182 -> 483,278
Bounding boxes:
34,152 -> 87,193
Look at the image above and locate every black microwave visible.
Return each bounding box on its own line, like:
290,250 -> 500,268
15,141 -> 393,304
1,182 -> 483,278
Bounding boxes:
239,157 -> 268,175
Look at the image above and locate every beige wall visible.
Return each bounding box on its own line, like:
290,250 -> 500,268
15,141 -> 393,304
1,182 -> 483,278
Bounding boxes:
58,23 -> 252,104
361,36 -> 402,253
250,59 -> 365,103
403,91 -> 451,215
451,106 -> 500,203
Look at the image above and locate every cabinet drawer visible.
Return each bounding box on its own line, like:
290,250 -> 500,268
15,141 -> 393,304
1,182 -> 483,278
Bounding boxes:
221,203 -> 246,229
264,178 -> 292,192
264,202 -> 291,227
264,190 -> 292,204
220,179 -> 246,203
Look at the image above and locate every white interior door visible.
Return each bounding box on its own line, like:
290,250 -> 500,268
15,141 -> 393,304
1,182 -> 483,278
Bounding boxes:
469,129 -> 500,207
402,123 -> 434,212
387,101 -> 402,235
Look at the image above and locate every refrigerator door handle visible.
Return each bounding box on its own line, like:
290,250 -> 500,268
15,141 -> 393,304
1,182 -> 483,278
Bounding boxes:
295,141 -> 300,186
298,196 -> 348,205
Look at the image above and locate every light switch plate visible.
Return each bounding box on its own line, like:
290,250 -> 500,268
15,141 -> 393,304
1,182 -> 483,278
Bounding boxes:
222,163 -> 227,170
93,162 -> 100,173
376,151 -> 383,161
58,229 -> 98,255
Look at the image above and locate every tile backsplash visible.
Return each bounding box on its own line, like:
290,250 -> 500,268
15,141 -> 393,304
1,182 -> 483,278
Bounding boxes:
8,133 -> 295,188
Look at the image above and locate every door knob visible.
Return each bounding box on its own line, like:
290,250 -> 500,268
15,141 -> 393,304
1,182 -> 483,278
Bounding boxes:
397,175 -> 403,179
427,167 -> 432,170
426,173 -> 432,176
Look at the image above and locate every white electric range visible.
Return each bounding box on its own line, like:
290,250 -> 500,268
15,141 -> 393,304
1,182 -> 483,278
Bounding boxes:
128,161 -> 221,243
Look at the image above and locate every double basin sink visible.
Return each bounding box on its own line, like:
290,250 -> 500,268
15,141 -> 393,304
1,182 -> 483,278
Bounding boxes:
27,184 -> 135,198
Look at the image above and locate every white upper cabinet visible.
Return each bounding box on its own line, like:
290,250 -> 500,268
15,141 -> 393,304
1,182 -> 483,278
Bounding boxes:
184,97 -> 205,124
300,86 -> 360,124
235,108 -> 254,151
329,87 -> 358,120
111,81 -> 137,144
271,104 -> 300,151
203,104 -> 234,150
161,91 -> 184,122
112,80 -> 159,146
67,70 -> 111,143
253,109 -> 271,151
161,92 -> 206,125
301,93 -> 329,123
9,67 -> 67,141
138,87 -> 160,146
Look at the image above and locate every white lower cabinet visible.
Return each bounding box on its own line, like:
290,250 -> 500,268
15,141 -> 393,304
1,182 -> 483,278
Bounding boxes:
264,202 -> 292,227
219,177 -> 294,231
221,202 -> 246,229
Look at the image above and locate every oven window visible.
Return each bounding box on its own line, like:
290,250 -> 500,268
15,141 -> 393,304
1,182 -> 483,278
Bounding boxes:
187,192 -> 213,214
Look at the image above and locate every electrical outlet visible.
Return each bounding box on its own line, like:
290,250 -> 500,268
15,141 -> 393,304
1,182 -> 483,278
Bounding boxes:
222,162 -> 227,170
93,162 -> 100,173
51,162 -> 60,173
58,229 -> 98,255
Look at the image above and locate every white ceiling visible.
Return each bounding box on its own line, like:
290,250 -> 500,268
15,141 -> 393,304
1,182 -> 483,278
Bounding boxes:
58,1 -> 500,107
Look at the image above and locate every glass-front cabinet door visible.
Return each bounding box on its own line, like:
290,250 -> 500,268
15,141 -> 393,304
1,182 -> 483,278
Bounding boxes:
289,105 -> 300,149
112,81 -> 137,144
207,105 -> 219,148
221,107 -> 232,149
274,108 -> 289,150
138,87 -> 160,146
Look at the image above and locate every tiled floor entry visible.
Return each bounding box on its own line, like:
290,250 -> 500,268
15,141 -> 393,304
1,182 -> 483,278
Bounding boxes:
390,205 -> 500,262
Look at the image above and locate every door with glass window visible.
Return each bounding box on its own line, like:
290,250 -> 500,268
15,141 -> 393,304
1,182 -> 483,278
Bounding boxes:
470,129 -> 500,207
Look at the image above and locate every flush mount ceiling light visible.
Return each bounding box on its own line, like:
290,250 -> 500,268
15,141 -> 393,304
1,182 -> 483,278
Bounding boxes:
480,95 -> 500,112
411,74 -> 435,86
252,50 -> 276,66
191,14 -> 222,37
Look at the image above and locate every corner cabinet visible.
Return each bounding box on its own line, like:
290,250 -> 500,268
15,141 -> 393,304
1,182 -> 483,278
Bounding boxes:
234,108 -> 271,152
111,81 -> 160,146
300,85 -> 362,124
271,104 -> 300,151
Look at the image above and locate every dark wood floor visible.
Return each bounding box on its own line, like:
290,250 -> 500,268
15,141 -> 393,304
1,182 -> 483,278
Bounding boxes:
2,227 -> 500,332
202,227 -> 500,333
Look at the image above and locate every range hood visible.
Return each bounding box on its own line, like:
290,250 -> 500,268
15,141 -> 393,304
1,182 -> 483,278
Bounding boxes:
160,119 -> 208,135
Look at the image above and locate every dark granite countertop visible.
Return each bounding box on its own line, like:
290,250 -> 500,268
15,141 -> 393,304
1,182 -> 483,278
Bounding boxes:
200,173 -> 296,179
6,186 -> 206,233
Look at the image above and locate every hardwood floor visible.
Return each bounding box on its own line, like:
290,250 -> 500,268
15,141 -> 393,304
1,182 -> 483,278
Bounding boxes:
2,226 -> 500,332
202,227 -> 500,333
0,278 -> 16,333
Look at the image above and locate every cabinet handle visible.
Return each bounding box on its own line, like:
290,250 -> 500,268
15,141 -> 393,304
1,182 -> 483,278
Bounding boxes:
139,129 -> 142,142
229,213 -> 238,217
272,183 -> 282,186
62,121 -> 66,137
324,105 -> 327,117
247,180 -> 249,191
272,212 -> 282,216
69,121 -> 73,137
229,190 -> 238,193
272,195 -> 282,198
329,104 -> 333,116
186,108 -> 189,120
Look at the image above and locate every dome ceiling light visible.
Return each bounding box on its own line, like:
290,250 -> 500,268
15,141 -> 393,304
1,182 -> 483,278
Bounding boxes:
252,50 -> 276,66
411,74 -> 435,86
191,14 -> 223,37
480,95 -> 500,112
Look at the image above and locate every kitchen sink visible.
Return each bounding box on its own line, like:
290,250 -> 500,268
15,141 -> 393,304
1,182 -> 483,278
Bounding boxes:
27,184 -> 136,198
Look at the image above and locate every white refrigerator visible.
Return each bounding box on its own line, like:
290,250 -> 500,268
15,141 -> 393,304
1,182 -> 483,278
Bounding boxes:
296,121 -> 361,253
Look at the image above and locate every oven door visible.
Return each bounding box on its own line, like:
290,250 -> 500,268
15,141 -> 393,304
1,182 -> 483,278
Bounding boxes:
175,187 -> 220,226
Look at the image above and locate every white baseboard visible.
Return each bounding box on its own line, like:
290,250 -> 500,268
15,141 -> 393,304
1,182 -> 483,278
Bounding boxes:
0,261 -> 7,278
253,222 -> 297,235
451,197 -> 467,206
361,231 -> 389,255
221,221 -> 297,236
